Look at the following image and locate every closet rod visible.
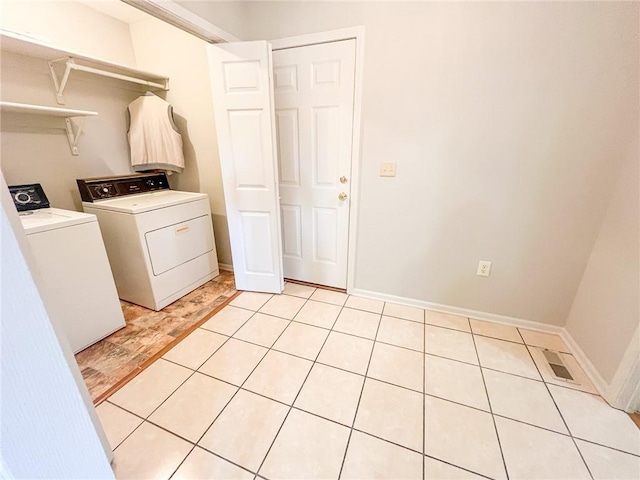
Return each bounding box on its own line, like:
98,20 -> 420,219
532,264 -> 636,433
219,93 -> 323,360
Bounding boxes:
49,57 -> 169,104
68,63 -> 168,90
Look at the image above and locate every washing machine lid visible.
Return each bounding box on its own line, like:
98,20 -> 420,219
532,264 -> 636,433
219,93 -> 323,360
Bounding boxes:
84,190 -> 207,214
19,208 -> 96,235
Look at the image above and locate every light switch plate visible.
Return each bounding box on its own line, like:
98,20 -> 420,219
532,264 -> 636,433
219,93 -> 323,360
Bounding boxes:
380,161 -> 396,177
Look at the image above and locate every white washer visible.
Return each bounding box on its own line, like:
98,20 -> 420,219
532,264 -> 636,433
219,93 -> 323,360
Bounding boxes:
19,207 -> 125,353
78,173 -> 219,311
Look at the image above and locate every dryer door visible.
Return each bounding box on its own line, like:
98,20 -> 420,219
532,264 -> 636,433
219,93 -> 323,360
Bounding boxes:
145,215 -> 214,275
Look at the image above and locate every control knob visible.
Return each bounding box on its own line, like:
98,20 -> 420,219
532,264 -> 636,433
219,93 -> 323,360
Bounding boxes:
14,192 -> 31,204
94,184 -> 113,198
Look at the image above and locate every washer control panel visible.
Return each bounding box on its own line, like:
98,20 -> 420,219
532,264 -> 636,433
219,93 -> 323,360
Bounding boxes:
77,172 -> 170,202
8,183 -> 50,212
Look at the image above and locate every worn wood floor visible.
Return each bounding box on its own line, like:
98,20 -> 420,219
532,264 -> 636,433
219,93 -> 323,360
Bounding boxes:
630,412 -> 640,429
75,271 -> 237,402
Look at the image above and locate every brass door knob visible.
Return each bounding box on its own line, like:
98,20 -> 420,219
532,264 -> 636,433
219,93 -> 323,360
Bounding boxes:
338,192 -> 348,201
340,176 -> 348,184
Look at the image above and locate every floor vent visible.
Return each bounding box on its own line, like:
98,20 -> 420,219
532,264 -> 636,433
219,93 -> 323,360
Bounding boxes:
542,349 -> 575,382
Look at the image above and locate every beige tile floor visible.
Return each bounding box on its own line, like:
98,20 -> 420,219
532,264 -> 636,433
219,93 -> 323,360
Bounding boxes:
98,284 -> 640,479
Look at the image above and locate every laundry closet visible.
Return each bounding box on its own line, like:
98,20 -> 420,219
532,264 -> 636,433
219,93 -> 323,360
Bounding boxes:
1,0 -> 364,370
0,2 -> 228,358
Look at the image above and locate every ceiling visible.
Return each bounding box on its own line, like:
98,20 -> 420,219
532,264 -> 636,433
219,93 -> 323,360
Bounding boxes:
73,0 -> 150,24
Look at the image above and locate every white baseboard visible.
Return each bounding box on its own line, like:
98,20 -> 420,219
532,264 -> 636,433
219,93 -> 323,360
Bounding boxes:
350,287 -> 640,411
350,287 -> 564,335
560,330 -> 609,396
218,263 -> 233,272
613,353 -> 640,412
561,326 -> 640,412
606,327 -> 640,411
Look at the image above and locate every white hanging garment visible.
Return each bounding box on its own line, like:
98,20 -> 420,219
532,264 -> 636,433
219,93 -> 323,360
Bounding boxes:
127,94 -> 185,173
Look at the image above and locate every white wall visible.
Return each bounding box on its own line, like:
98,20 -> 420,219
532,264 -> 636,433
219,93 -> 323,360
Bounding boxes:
565,133 -> 639,391
0,0 -> 234,264
179,1 -> 639,326
0,0 -> 137,65
0,0 -> 141,211
129,17 -> 232,265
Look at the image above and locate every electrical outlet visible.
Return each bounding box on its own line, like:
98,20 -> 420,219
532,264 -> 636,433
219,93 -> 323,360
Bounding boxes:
477,261 -> 492,277
380,161 -> 396,177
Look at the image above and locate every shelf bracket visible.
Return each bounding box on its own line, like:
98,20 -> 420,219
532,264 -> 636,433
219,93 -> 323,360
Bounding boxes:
48,57 -> 74,105
64,117 -> 84,156
48,56 -> 169,105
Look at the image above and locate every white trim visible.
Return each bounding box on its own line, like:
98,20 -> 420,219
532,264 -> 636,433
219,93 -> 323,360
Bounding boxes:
563,326 -> 640,412
121,0 -> 239,43
608,326 -> 640,411
270,27 -> 366,294
612,347 -> 640,412
353,285 -> 640,412
350,287 -> 565,335
268,45 -> 285,293
270,27 -> 364,50
218,263 -> 234,272
560,329 -> 609,399
623,375 -> 640,412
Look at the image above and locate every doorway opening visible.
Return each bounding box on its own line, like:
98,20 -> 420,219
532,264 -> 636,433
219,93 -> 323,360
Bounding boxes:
207,27 -> 365,295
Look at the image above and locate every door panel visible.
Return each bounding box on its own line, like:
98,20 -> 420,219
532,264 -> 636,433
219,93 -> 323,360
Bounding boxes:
208,41 -> 283,293
274,66 -> 298,92
273,39 -> 356,288
281,205 -> 303,258
313,207 -> 338,263
313,106 -> 340,187
239,211 -> 274,274
275,109 -> 300,185
228,110 -> 268,188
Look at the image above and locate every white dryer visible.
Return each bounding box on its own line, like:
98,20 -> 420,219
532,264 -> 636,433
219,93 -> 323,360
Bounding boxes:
9,183 -> 125,353
78,173 -> 219,311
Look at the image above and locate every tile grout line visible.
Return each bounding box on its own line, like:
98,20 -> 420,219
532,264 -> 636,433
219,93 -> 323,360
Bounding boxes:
470,320 -> 511,480
163,444 -> 197,480
214,301 -> 581,449
109,301 -> 265,477
231,296 -> 582,387
194,296 -> 305,476
94,288 -> 561,400
88,288 -> 239,403
108,290 -> 633,479
422,308 -> 426,480
181,296 -> 428,470
110,362 -> 640,466
191,339 -> 493,424
144,415 -> 266,480
138,303 -> 267,421
111,361 -> 617,455
111,393 -> 455,480
252,293 -> 347,479
424,453 -> 495,480
337,299 -> 385,480
521,344 -> 603,398
562,437 -> 640,458
104,403 -> 148,453
518,328 -> 595,480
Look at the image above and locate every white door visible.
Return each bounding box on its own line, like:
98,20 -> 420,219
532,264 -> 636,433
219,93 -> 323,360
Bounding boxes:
273,40 -> 356,289
207,41 -> 284,293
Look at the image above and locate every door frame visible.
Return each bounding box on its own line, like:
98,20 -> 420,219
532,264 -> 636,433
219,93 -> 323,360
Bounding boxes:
270,27 -> 366,293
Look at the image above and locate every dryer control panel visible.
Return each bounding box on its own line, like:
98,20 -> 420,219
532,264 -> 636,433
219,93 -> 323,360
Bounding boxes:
77,172 -> 170,202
